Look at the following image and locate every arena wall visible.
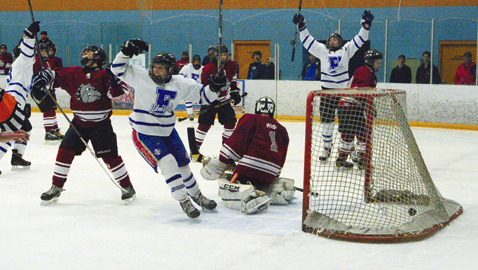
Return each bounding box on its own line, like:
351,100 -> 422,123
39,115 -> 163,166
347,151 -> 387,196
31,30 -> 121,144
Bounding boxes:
0,5 -> 476,81
1,75 -> 476,129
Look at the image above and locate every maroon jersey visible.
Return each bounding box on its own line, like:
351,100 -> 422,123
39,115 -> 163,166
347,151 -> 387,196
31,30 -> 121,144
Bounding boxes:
219,114 -> 289,184
201,60 -> 238,104
33,56 -> 63,73
339,66 -> 377,108
53,67 -> 125,128
0,53 -> 13,75
351,66 -> 377,88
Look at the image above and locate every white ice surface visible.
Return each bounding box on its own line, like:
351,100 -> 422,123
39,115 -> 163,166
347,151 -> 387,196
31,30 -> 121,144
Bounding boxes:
0,113 -> 476,270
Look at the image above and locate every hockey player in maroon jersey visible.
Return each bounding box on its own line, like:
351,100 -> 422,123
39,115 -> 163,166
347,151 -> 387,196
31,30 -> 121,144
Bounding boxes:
201,97 -> 294,214
0,44 -> 13,75
194,44 -> 241,157
336,49 -> 382,169
32,45 -> 136,204
33,43 -> 64,143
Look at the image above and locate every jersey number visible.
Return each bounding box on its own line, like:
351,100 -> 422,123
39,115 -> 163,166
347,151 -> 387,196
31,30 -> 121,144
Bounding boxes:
150,88 -> 178,114
269,131 -> 278,152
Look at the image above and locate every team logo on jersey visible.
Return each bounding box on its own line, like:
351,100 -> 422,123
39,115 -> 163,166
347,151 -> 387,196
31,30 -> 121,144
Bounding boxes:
328,56 -> 342,72
150,88 -> 178,115
75,83 -> 101,103
154,148 -> 161,156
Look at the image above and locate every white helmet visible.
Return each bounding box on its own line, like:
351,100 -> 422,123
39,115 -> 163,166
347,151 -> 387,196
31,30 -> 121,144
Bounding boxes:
255,96 -> 275,117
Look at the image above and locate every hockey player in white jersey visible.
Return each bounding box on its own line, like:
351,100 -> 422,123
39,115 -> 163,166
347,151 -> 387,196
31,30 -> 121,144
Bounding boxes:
0,21 -> 41,174
179,54 -> 203,121
292,10 -> 374,161
111,39 -> 228,219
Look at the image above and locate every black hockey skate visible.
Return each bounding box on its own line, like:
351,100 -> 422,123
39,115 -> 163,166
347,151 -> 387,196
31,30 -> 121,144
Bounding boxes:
40,185 -> 64,205
319,146 -> 332,161
192,191 -> 217,211
45,129 -> 63,144
335,157 -> 354,169
180,197 -> 200,219
11,149 -> 31,171
121,185 -> 136,204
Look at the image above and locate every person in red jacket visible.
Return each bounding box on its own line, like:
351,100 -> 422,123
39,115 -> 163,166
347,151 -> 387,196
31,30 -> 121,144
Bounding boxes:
32,45 -> 136,205
175,50 -> 189,71
193,44 -> 241,157
454,52 -> 476,85
0,44 -> 13,75
336,49 -> 382,169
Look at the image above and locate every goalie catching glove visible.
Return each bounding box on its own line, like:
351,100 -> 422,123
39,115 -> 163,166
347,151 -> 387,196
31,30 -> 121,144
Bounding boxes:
121,38 -> 149,57
208,72 -> 228,93
200,157 -> 235,180
361,10 -> 374,30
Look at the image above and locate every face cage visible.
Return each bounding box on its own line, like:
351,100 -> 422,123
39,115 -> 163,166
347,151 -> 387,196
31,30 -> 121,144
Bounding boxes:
149,63 -> 172,84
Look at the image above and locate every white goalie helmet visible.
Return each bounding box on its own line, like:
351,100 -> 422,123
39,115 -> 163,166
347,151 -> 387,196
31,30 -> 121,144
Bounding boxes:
255,96 -> 275,118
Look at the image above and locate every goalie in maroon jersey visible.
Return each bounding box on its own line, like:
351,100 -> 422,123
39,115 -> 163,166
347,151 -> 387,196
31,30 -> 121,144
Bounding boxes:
32,45 -> 136,204
336,49 -> 382,169
201,97 -> 294,214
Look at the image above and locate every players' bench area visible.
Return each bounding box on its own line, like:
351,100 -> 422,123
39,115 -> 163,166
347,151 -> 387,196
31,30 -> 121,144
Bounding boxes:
1,75 -> 477,130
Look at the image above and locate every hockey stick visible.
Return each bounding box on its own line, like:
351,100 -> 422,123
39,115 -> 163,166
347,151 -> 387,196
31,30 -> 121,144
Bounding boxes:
217,0 -> 223,73
291,0 -> 303,62
27,0 -> 127,193
177,92 -> 248,122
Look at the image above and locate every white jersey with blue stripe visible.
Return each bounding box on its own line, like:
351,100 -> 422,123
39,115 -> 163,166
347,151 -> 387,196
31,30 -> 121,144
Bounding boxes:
179,63 -> 203,84
111,52 -> 218,137
5,37 -> 35,109
300,27 -> 369,89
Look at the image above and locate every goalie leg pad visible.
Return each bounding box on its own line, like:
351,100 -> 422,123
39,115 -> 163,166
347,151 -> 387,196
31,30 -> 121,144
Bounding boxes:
218,178 -> 270,214
267,178 -> 296,205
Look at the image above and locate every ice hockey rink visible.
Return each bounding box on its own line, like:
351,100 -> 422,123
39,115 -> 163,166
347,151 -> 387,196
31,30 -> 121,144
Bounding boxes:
0,112 -> 476,270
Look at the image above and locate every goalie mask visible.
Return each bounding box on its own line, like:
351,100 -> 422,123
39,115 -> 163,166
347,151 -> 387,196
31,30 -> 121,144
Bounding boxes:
364,49 -> 383,72
149,52 -> 176,84
326,33 -> 343,51
80,45 -> 107,69
255,96 -> 275,118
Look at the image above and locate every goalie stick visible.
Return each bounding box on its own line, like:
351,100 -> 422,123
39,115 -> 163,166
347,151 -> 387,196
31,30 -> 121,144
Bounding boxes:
177,92 -> 248,122
27,0 -> 127,194
291,0 -> 303,62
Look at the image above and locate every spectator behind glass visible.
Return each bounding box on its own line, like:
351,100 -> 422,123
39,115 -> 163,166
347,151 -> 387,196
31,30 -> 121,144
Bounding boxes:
390,55 -> 412,83
262,57 -> 275,80
202,46 -> 214,66
301,53 -> 321,81
39,31 -> 55,49
454,52 -> 476,85
176,50 -> 189,71
248,51 -> 264,79
0,44 -> 13,75
416,51 -> 441,84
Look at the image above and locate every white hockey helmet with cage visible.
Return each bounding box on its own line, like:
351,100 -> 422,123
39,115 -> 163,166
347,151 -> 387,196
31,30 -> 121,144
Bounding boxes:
255,96 -> 275,118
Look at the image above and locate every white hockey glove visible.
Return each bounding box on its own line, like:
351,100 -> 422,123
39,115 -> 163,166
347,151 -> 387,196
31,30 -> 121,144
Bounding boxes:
267,178 -> 296,205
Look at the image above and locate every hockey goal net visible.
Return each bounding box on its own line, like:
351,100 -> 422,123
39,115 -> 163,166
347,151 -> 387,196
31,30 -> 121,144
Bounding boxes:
303,89 -> 463,243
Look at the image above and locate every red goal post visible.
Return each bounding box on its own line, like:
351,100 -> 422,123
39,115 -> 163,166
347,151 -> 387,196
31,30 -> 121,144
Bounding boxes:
302,88 -> 463,243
